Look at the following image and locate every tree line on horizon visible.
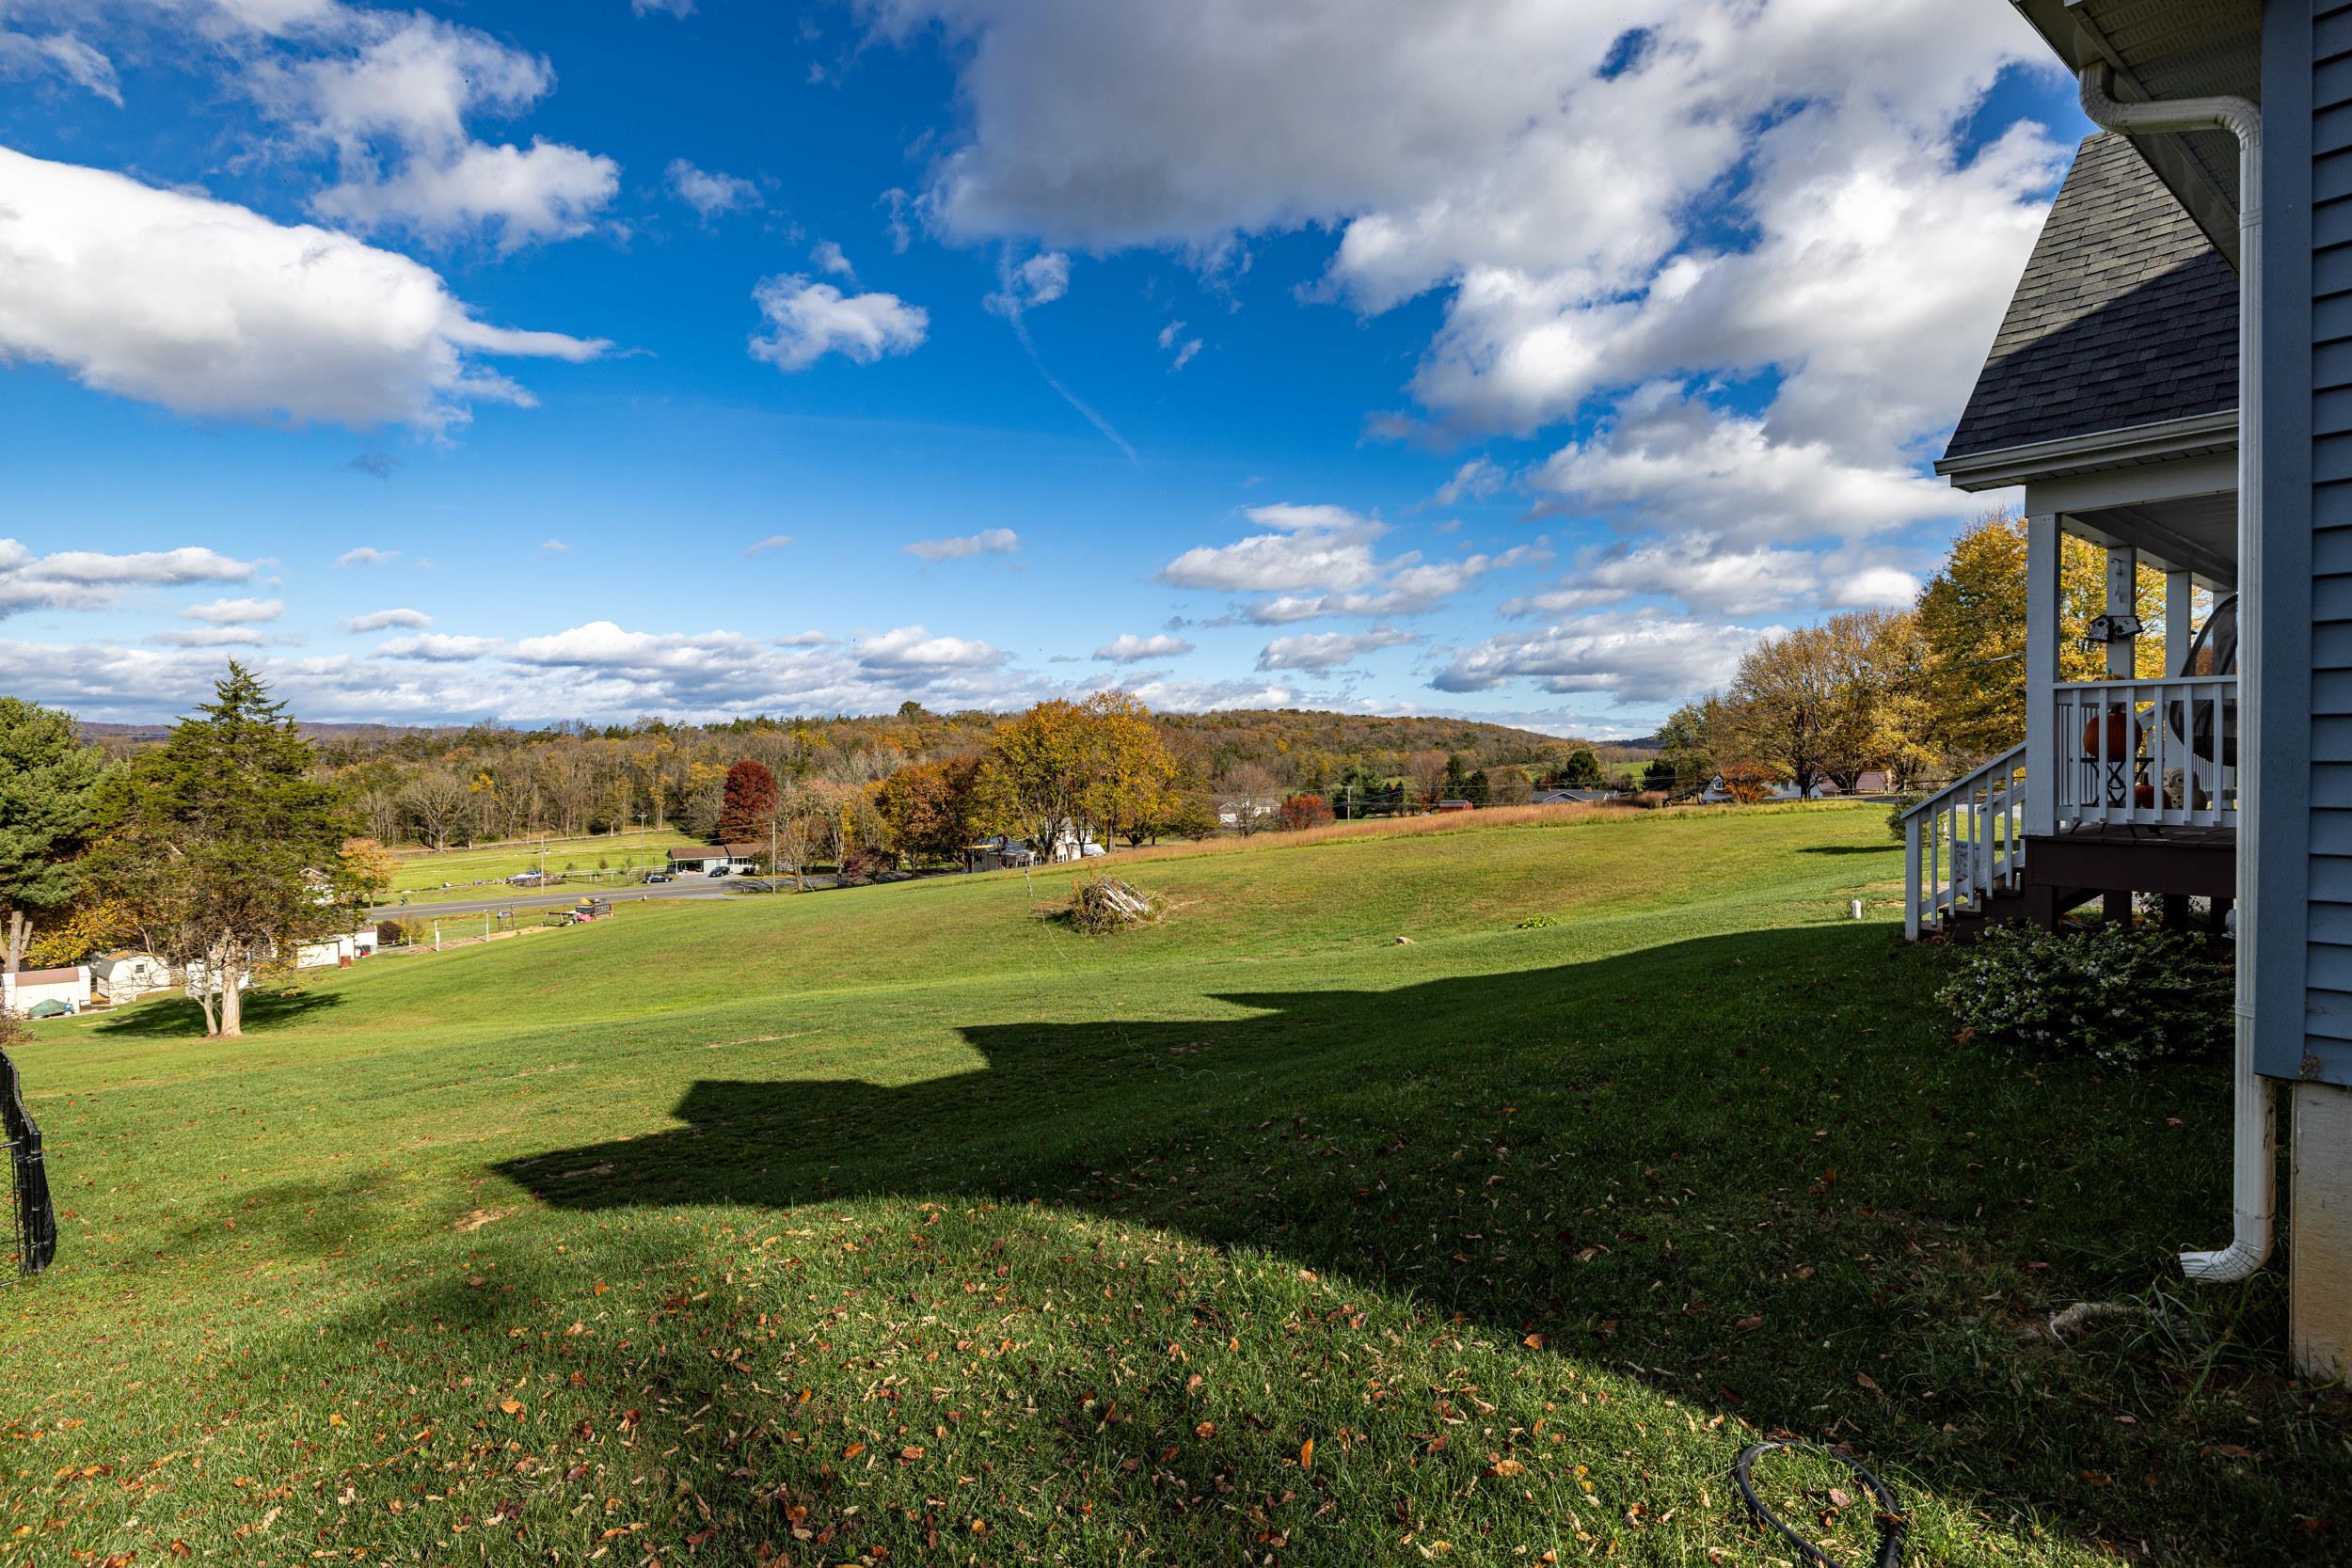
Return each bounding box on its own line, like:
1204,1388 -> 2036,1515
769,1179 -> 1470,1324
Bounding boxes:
65,705 -> 1629,855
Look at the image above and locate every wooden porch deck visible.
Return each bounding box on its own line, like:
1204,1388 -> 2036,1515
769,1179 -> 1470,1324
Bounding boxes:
2022,822 -> 2234,930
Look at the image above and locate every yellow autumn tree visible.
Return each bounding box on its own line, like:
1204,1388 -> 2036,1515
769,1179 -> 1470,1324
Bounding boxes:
1915,512 -> 2171,762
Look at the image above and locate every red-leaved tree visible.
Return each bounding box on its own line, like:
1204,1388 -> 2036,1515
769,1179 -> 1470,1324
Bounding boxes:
718,759 -> 780,843
1277,793 -> 1335,832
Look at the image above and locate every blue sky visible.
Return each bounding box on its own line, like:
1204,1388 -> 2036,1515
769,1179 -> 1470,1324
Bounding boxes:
0,0 -> 2090,733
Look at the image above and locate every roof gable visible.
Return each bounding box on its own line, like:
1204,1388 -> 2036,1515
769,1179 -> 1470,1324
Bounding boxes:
1943,133 -> 2236,466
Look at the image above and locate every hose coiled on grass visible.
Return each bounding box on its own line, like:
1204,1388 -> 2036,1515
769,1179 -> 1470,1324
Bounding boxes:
1733,1439 -> 1906,1568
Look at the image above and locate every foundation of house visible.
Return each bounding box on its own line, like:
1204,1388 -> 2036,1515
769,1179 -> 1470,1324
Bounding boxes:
2292,1082 -> 2352,1379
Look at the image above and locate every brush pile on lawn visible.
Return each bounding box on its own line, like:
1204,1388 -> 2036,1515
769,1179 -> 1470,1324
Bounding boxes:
1062,873 -> 1161,933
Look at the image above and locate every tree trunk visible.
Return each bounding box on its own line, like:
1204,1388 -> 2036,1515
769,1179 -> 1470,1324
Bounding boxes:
4,909 -> 26,975
193,973 -> 218,1038
215,955 -> 244,1038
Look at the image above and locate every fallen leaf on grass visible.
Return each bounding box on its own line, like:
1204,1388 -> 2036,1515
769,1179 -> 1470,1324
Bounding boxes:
1855,1372 -> 1882,1394
1300,1438 -> 1315,1469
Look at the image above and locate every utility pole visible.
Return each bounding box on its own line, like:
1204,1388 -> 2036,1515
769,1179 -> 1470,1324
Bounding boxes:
770,814 -> 778,895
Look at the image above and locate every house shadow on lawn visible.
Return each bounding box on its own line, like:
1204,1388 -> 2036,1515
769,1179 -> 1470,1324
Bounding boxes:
493,922 -> 2344,1561
88,988 -> 345,1038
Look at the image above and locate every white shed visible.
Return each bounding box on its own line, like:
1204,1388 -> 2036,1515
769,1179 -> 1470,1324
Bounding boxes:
92,951 -> 173,1003
295,929 -> 382,971
3,965 -> 91,1018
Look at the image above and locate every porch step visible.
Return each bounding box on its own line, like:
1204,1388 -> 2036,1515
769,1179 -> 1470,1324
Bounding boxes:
1935,885 -> 2029,942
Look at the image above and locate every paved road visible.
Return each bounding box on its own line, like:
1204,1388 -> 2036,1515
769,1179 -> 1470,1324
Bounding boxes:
376,880 -> 744,920
373,874 -> 858,921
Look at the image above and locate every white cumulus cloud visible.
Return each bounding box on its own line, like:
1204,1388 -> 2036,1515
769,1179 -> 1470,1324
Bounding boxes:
1095,632 -> 1193,663
854,625 -> 1005,670
251,8 -> 621,249
0,538 -> 258,617
984,250 -> 1069,316
1162,503 -> 1540,622
749,275 -> 929,371
1431,609 -> 1774,705
668,158 -> 759,218
342,607 -> 432,632
0,147 -> 607,429
182,595 -> 284,625
0,28 -> 120,102
1257,626 -> 1415,673
904,529 -> 1019,562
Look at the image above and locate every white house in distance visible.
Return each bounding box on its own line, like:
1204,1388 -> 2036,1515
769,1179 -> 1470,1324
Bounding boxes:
961,831 -> 1106,871
3,965 -> 91,1018
667,844 -> 758,875
1699,774 -> 1838,804
294,930 -> 380,971
1216,795 -> 1280,829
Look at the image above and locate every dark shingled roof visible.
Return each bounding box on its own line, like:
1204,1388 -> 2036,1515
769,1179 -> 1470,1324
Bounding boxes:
1943,132 -> 2236,464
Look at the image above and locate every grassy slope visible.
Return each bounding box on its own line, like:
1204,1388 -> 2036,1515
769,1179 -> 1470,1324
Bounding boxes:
5,804 -> 2345,1566
383,828 -> 703,895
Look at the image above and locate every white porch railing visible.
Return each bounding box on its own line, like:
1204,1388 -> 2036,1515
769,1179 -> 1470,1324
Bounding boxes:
1903,745 -> 2026,941
2050,674 -> 2237,830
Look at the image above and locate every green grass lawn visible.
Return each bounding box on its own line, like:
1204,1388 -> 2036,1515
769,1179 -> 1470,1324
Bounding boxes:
382,828 -> 705,895
6,803 -> 2344,1565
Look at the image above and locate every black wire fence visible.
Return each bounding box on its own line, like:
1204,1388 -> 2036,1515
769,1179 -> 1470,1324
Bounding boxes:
1,1041 -> 57,1283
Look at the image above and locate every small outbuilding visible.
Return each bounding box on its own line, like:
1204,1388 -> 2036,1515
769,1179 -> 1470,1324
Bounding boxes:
295,929 -> 382,971
92,951 -> 173,1004
3,965 -> 91,1018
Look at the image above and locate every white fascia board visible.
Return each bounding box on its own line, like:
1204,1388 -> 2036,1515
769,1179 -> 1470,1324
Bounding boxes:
1935,410 -> 2239,491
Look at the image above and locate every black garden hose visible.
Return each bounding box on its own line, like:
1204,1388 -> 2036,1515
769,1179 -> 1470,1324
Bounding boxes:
1734,1439 -> 1906,1568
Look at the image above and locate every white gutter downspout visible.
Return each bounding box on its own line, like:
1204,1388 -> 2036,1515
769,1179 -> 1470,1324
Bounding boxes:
2078,64 -> 2274,1283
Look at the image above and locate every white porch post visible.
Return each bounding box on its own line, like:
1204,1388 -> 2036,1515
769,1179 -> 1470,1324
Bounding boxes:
2025,512 -> 2060,836
2105,545 -> 2139,678
2165,569 -> 2195,677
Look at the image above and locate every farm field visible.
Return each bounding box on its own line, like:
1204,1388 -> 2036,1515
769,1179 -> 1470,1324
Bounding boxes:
380,827 -> 705,896
6,803 -> 2346,1565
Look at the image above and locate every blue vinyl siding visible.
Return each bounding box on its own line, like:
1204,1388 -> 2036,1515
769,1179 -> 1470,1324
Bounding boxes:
2265,0 -> 2352,1084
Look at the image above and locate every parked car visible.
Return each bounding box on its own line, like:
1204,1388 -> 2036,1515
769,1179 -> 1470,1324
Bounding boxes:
644,872 -> 673,884
509,872 -> 546,888
708,865 -> 731,878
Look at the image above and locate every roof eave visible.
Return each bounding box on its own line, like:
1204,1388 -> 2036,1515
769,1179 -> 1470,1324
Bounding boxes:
1935,408 -> 2238,491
